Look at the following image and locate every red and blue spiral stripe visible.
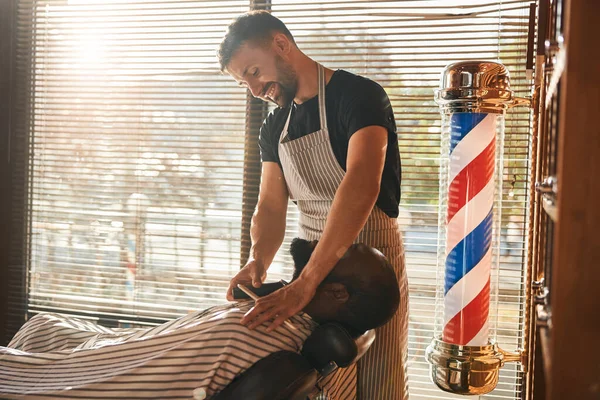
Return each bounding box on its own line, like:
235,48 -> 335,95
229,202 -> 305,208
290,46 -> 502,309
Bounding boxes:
443,112 -> 496,346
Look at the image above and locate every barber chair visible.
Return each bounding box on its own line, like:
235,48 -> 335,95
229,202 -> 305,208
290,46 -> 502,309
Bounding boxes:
213,323 -> 376,400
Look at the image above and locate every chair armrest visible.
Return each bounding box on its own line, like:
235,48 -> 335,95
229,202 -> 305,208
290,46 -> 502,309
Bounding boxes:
350,328 -> 376,365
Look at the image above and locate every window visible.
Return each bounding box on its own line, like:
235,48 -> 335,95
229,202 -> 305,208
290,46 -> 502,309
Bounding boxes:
11,0 -> 533,398
21,1 -> 253,323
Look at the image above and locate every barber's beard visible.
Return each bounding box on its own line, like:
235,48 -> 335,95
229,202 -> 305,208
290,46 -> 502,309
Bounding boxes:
272,56 -> 297,107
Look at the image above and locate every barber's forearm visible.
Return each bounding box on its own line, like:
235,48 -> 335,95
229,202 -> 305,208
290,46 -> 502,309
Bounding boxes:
249,205 -> 287,269
298,173 -> 380,287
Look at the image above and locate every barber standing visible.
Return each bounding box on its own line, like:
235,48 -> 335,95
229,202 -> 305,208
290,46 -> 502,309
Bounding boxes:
219,11 -> 409,399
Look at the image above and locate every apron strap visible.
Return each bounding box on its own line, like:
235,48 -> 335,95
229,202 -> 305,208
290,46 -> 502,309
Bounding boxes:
317,63 -> 328,132
279,105 -> 294,144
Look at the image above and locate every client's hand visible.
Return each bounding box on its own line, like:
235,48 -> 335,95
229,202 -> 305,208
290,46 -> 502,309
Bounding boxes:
241,277 -> 317,332
226,259 -> 267,301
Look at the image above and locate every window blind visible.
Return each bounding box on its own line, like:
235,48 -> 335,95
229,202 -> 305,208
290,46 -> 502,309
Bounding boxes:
13,0 -> 533,399
24,0 -> 253,323
259,1 -> 533,399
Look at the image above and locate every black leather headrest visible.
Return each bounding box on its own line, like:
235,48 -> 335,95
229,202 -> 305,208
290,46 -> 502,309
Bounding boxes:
301,323 -> 375,376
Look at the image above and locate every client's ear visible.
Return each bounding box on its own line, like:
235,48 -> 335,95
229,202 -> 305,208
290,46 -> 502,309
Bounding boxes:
321,282 -> 349,303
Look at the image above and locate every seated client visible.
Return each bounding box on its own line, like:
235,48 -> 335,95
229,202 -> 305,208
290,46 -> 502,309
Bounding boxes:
0,239 -> 400,399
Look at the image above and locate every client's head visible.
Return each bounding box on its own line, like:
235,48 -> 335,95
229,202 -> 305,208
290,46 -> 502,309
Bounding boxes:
290,238 -> 400,336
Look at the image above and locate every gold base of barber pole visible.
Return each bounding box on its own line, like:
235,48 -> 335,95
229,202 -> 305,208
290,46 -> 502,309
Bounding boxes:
425,337 -> 525,395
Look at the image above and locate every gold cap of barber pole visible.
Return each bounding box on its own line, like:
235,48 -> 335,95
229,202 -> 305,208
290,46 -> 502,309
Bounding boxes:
435,61 -> 530,113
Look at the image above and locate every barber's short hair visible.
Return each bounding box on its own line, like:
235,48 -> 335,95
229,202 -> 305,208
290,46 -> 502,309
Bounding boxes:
290,238 -> 401,336
217,11 -> 295,71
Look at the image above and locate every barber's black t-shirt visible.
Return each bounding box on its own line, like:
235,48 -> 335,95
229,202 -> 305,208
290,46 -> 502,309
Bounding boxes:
258,69 -> 402,218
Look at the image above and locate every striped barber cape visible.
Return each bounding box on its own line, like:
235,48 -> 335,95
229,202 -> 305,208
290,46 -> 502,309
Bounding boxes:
0,302 -> 356,399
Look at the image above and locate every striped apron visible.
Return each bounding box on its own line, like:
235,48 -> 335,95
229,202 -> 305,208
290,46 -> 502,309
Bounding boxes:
278,64 -> 409,400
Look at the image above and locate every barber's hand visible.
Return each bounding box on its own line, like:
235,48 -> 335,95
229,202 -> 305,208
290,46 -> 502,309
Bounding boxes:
226,259 -> 267,301
241,277 -> 317,332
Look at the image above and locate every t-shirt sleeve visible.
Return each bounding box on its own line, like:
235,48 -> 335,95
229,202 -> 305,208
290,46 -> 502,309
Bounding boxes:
342,79 -> 396,140
258,109 -> 283,164
258,123 -> 278,163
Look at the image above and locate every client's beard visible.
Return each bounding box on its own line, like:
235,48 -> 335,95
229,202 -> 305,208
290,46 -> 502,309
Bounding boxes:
290,238 -> 316,280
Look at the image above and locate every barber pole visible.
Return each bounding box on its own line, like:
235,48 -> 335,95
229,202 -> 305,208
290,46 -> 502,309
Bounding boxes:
442,113 -> 496,346
426,61 -> 529,395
